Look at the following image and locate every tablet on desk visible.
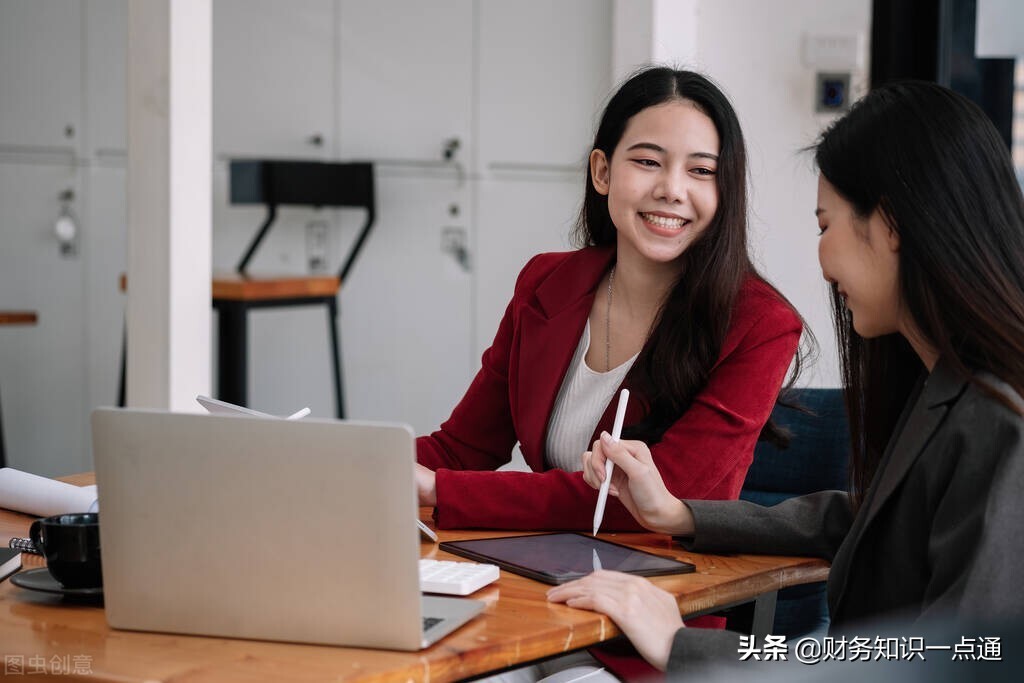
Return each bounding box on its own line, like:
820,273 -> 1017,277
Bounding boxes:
439,532 -> 694,585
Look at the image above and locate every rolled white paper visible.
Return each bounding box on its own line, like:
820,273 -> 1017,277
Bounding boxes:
0,468 -> 99,517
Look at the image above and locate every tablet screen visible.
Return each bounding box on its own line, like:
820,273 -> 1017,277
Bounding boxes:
439,532 -> 694,585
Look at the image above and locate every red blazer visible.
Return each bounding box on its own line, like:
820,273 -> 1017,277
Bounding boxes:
417,247 -> 802,530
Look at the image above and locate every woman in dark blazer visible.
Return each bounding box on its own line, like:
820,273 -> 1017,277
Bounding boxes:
548,81 -> 1024,672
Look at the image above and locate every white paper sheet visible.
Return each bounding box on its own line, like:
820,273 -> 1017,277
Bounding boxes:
0,468 -> 98,517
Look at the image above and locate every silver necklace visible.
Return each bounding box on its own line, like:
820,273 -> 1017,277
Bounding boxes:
606,266 -> 615,372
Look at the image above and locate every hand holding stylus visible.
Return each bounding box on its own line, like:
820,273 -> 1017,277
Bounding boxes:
583,428 -> 694,537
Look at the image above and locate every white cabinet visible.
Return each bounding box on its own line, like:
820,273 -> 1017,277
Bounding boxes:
0,1 -> 126,476
0,0 -> 615,476
0,164 -> 88,476
476,0 -> 612,171
337,0 -> 473,164
210,0 -> 339,288
213,0 -> 335,159
239,173 -> 475,433
212,0 -> 613,433
0,0 -> 83,151
85,0 -> 128,156
231,172 -> 475,432
338,173 -> 474,434
474,176 -> 582,356
82,166 -> 127,418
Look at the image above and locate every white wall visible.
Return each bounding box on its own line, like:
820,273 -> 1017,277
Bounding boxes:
694,0 -> 872,387
611,0 -> 871,387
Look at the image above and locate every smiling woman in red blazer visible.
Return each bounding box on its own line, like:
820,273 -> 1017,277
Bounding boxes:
416,67 -> 804,533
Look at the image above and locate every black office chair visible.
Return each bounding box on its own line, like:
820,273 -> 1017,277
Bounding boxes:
212,160 -> 376,419
732,388 -> 851,637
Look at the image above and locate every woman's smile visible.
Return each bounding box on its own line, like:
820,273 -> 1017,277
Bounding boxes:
640,211 -> 690,237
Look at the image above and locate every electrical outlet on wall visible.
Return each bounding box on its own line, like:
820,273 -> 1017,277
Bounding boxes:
815,72 -> 851,113
306,220 -> 329,273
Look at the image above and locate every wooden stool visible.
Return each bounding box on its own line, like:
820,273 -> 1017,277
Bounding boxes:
0,310 -> 39,467
211,274 -> 344,418
216,160 -> 375,418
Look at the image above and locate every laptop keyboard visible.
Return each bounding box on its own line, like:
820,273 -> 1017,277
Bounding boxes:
420,559 -> 500,596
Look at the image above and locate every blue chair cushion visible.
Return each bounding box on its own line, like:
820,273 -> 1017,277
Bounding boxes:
741,388 -> 849,499
739,388 -> 850,637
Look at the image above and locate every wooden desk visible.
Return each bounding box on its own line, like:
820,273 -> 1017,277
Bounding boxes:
0,312 -> 38,326
0,474 -> 829,682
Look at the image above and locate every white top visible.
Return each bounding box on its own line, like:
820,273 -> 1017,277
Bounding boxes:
545,320 -> 638,471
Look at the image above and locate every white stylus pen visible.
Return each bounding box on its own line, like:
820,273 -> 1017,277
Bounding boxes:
592,388 -> 630,536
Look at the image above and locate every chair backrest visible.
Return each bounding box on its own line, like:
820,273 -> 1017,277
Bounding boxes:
736,388 -> 851,638
228,160 -> 376,278
741,388 -> 850,507
230,160 -> 375,212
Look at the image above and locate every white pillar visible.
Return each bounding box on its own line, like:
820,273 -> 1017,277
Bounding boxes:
126,0 -> 211,410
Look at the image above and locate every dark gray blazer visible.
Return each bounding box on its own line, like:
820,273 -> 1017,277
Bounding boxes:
667,360 -> 1024,673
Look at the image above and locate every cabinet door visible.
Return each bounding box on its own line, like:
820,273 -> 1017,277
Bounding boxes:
336,0 -> 473,164
85,0 -> 128,156
339,173 -> 474,434
213,0 -> 335,158
82,166 -> 127,418
210,0 -> 338,290
0,0 -> 82,151
0,164 -> 88,476
477,0 -> 612,171
244,173 -> 474,433
474,176 -> 581,356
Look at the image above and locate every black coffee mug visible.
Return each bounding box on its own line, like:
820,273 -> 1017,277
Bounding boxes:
29,513 -> 102,589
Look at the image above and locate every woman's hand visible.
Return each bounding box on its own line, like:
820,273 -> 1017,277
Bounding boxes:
414,463 -> 437,506
581,432 -> 694,535
547,570 -> 684,671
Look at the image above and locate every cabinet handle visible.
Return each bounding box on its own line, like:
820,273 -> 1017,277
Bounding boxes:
55,188 -> 79,258
442,137 -> 461,161
441,227 -> 470,272
307,133 -> 324,147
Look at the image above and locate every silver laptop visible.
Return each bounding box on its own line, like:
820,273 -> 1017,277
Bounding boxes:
91,408 -> 485,650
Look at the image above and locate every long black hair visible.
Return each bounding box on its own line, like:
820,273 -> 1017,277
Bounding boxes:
814,81 -> 1024,508
574,66 -> 805,445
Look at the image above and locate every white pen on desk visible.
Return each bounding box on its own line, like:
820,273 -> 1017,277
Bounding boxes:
592,388 -> 629,536
286,407 -> 311,420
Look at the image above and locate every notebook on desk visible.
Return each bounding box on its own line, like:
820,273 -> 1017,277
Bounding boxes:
91,408 -> 485,650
